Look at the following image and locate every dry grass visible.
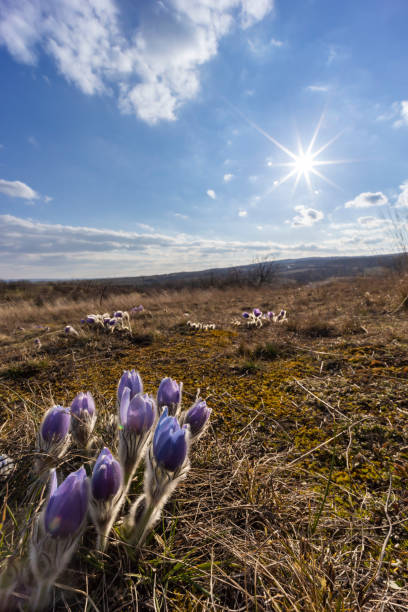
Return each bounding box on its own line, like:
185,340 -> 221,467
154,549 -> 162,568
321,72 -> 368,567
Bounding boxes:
1,273 -> 408,610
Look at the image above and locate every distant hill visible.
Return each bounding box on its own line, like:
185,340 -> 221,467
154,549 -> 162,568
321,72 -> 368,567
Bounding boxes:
89,252 -> 402,289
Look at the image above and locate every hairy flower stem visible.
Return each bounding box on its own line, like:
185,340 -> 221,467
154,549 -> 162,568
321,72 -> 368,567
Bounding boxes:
129,499 -> 158,547
30,578 -> 52,611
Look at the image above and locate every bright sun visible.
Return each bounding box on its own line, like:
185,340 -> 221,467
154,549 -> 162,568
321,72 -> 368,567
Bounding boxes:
228,103 -> 348,192
264,112 -> 347,191
294,153 -> 315,176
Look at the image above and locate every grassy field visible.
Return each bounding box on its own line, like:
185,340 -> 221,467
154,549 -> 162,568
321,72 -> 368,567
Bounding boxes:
1,273 -> 408,610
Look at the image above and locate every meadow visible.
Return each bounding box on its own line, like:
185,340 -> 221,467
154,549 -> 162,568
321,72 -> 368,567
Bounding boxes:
0,271 -> 408,611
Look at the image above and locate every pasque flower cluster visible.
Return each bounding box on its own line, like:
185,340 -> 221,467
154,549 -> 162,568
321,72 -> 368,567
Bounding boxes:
2,370 -> 211,610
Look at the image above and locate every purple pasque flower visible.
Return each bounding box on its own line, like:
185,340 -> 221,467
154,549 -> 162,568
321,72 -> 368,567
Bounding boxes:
267,311 -> 274,319
253,308 -> 262,318
117,369 -> 143,403
113,311 -> 123,318
119,388 -> 155,433
70,392 -> 96,446
184,399 -> 212,437
242,312 -> 250,319
86,315 -> 96,324
41,406 -> 71,443
44,467 -> 89,538
157,377 -> 181,411
153,408 -> 188,472
91,448 -> 123,501
71,391 -> 95,418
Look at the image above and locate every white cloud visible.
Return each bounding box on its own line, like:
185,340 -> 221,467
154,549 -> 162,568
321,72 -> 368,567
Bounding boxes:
396,181 -> 408,208
207,189 -> 216,199
344,191 -> 388,208
240,0 -> 274,29
306,84 -> 329,93
270,37 -> 283,47
223,173 -> 234,182
0,0 -> 274,124
247,33 -> 281,55
357,216 -> 384,228
0,178 -> 39,200
238,210 -> 247,217
138,223 -> 155,231
393,101 -> 408,128
174,212 -> 189,219
0,212 -> 399,279
43,195 -> 53,203
290,205 -> 324,227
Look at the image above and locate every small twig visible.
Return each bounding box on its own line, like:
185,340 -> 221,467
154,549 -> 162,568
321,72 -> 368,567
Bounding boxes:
374,475 -> 393,581
293,378 -> 349,421
54,583 -> 101,612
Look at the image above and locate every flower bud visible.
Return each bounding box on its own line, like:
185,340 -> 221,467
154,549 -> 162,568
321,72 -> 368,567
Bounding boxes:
70,392 -> 96,447
117,369 -> 143,403
242,312 -> 249,318
119,388 -> 156,482
71,392 -> 95,418
44,467 -> 89,538
91,448 -> 123,502
120,393 -> 155,433
157,377 -> 181,412
184,399 -> 211,437
253,308 -> 262,317
41,406 -> 70,443
153,409 -> 188,472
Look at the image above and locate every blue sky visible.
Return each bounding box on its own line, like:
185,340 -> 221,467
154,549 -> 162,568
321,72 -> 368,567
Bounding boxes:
0,0 -> 408,279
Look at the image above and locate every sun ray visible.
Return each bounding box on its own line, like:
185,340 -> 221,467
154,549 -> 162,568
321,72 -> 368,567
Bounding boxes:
311,130 -> 344,159
306,110 -> 325,155
276,168 -> 298,186
310,167 -> 341,190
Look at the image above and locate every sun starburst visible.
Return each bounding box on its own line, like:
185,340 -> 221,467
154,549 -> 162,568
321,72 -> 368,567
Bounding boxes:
263,112 -> 348,191
227,102 -> 351,192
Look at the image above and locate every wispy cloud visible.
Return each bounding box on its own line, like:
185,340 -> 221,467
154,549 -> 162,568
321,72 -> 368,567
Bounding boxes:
174,212 -> 188,220
290,205 -> 324,227
247,34 -> 282,55
326,44 -> 349,65
357,216 -> 385,228
0,0 -> 274,124
393,101 -> 408,128
0,178 -> 39,200
270,38 -> 283,47
344,191 -> 388,208
0,213 -> 397,279
238,210 -> 247,217
223,173 -> 234,182
206,189 -> 216,199
306,84 -> 329,93
28,136 -> 39,147
396,181 -> 408,207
